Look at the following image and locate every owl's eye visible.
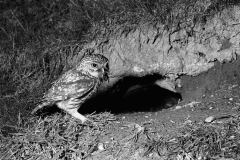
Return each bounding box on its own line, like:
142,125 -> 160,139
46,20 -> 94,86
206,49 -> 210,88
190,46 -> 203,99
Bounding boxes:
91,63 -> 98,68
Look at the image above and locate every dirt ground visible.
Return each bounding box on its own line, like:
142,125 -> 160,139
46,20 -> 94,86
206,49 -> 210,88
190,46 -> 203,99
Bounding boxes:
87,58 -> 240,159
109,57 -> 240,134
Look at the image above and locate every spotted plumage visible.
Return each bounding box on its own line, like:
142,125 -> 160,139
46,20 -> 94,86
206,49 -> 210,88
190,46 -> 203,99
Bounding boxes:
32,54 -> 109,123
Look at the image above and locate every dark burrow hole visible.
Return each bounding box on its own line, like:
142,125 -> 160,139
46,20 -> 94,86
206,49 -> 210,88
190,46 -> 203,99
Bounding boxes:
35,74 -> 182,117
80,74 -> 182,114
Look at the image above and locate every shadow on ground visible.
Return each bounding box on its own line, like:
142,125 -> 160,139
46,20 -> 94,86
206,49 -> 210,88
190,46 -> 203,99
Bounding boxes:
80,74 -> 182,114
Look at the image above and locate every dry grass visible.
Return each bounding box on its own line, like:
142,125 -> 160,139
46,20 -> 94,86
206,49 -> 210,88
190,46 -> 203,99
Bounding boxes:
137,115 -> 240,159
0,112 -> 116,160
1,112 -> 240,159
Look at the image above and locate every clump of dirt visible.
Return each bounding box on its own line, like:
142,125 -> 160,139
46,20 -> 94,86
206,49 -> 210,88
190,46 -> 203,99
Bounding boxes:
179,58 -> 240,102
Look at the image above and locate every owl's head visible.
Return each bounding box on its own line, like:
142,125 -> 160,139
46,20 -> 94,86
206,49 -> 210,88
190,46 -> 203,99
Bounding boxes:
78,54 -> 109,81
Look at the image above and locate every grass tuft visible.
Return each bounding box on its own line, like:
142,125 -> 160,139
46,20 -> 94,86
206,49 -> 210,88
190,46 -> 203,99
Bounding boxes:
141,115 -> 240,159
0,112 -> 116,160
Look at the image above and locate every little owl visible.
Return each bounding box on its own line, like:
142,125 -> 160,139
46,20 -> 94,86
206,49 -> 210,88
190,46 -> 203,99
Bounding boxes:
31,54 -> 109,123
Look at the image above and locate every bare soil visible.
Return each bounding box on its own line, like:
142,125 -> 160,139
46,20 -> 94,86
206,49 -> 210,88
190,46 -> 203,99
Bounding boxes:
123,58 -> 240,126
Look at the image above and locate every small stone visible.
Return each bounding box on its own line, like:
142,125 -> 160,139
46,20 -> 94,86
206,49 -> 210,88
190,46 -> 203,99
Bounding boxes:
205,116 -> 215,123
133,66 -> 144,72
175,106 -> 182,110
98,143 -> 105,151
229,98 -> 233,101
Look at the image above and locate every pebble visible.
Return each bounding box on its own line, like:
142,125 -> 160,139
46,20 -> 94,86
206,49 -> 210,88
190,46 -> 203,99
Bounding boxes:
98,143 -> 105,151
205,116 -> 215,123
175,106 -> 182,110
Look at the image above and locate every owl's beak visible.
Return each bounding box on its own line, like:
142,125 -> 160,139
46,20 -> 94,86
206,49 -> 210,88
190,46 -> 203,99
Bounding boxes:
103,63 -> 109,82
103,73 -> 109,82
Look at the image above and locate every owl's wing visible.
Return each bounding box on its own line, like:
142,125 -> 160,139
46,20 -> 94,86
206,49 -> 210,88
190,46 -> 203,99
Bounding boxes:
44,70 -> 97,102
52,68 -> 83,85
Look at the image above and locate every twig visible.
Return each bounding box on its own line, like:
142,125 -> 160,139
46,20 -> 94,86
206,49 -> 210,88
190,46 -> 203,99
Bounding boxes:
10,10 -> 27,34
